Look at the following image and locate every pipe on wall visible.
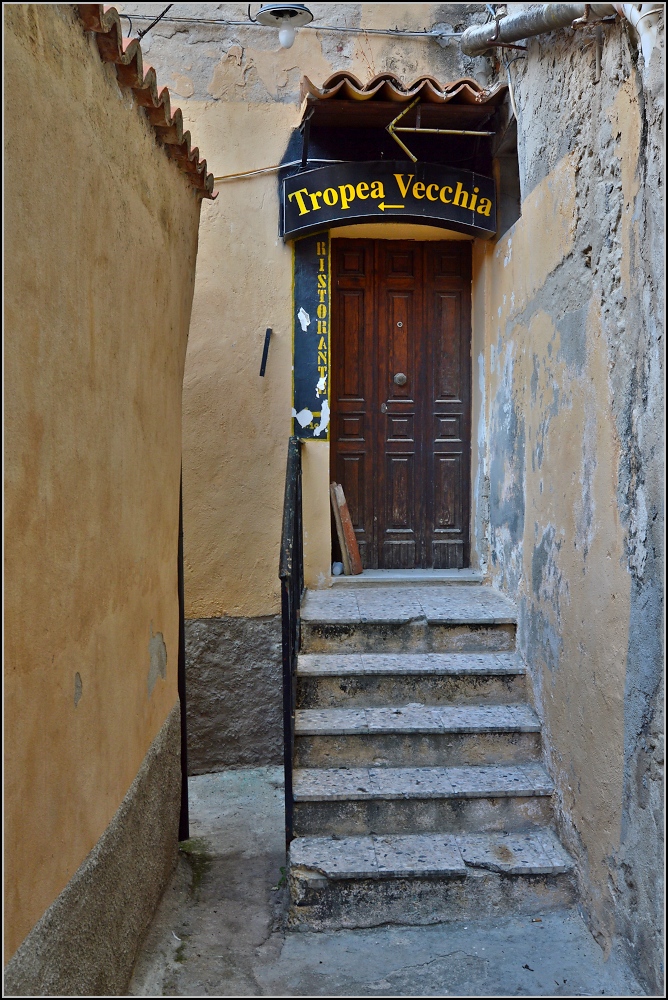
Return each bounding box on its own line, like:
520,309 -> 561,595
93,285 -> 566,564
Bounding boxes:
460,3 -> 662,65
612,3 -> 663,65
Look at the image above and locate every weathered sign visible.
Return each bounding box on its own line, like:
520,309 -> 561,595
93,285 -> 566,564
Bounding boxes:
292,233 -> 330,440
282,161 -> 496,239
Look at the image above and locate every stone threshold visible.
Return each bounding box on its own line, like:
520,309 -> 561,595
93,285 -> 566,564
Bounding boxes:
301,585 -> 518,626
331,569 -> 485,587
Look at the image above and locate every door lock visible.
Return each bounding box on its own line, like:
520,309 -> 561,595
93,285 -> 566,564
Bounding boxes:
380,402 -> 388,414
394,372 -> 408,386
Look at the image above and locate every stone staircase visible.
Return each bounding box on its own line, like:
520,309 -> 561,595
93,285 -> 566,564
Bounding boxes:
287,581 -> 577,930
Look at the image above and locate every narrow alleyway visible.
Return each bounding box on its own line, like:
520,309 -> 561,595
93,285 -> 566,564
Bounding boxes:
128,768 -> 644,997
129,581 -> 650,995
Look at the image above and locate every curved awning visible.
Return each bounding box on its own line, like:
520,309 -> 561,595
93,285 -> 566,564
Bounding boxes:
300,72 -> 509,130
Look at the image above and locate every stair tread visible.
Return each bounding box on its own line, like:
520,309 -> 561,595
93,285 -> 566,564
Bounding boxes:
301,585 -> 517,625
293,763 -> 553,801
297,652 -> 525,677
289,829 -> 574,879
331,569 -> 484,586
295,703 -> 540,735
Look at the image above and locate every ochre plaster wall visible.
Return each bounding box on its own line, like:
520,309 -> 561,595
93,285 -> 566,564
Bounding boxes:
116,2 -> 492,616
4,5 -> 201,961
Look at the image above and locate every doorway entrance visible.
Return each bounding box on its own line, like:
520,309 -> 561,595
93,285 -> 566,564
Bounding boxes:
330,238 -> 472,569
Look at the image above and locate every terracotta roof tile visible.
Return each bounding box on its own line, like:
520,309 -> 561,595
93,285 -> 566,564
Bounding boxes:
302,72 -> 508,106
78,5 -> 215,199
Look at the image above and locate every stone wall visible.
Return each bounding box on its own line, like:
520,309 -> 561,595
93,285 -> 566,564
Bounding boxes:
185,617 -> 283,773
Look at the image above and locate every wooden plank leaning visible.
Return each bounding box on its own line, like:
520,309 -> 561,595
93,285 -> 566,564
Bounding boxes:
330,482 -> 352,575
330,482 -> 363,576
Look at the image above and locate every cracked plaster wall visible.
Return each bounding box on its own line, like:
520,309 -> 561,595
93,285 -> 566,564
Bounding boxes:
471,13 -> 664,994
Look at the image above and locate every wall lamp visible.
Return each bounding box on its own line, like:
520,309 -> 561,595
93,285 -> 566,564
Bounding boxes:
249,4 -> 314,49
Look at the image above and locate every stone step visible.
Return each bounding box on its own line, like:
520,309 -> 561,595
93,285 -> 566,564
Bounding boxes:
331,569 -> 484,587
300,585 -> 517,654
292,763 -> 554,837
296,652 -> 527,708
294,704 -> 541,768
289,830 -> 577,929
296,704 -> 541,735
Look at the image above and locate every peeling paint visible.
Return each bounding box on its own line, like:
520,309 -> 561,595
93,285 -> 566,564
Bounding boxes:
313,399 -> 330,438
292,407 -> 314,429
297,307 -> 310,332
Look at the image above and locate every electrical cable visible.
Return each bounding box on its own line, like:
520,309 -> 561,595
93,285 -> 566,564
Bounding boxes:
124,11 -> 462,39
119,12 -> 133,36
503,54 -> 524,121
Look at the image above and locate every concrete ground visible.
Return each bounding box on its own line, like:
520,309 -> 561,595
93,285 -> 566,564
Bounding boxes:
128,768 -> 646,997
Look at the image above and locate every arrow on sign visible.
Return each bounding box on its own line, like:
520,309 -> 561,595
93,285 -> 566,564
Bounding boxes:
378,203 -> 405,212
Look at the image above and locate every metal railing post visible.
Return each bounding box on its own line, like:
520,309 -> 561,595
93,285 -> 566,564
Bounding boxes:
279,437 -> 303,850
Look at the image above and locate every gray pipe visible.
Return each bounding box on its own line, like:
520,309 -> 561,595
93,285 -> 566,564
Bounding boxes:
460,3 -> 618,55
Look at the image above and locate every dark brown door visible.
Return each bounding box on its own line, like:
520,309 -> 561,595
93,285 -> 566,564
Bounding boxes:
331,239 -> 471,569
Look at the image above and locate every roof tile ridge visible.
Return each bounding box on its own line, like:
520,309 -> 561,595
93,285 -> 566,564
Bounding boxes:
77,4 -> 215,198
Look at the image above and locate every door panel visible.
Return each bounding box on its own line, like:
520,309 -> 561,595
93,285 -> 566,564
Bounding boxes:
331,239 -> 471,569
376,242 -> 424,568
331,241 -> 375,566
425,243 -> 471,570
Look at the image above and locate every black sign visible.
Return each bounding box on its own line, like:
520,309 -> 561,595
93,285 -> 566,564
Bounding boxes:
292,233 -> 330,440
282,161 -> 496,240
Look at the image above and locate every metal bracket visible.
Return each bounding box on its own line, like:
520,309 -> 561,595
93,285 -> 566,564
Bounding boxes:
299,109 -> 314,171
572,4 -> 592,28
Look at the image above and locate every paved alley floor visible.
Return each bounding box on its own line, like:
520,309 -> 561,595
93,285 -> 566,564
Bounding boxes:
128,768 -> 646,998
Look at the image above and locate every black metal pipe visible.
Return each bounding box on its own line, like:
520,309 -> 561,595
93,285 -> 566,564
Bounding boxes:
259,327 -> 272,377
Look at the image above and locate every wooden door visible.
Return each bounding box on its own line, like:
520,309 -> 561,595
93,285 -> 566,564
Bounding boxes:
331,239 -> 471,569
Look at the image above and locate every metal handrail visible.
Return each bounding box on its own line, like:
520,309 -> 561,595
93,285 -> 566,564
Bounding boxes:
279,437 -> 304,849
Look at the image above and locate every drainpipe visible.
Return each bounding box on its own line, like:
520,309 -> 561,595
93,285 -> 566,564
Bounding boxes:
461,3 -> 662,66
611,3 -> 663,65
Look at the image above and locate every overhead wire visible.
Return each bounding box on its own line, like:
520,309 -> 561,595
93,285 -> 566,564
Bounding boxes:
124,11 -> 462,39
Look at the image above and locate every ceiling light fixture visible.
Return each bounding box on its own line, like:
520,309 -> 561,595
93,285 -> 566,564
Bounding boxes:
250,4 -> 314,49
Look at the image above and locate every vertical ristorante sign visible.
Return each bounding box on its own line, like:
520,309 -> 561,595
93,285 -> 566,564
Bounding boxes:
292,233 -> 330,440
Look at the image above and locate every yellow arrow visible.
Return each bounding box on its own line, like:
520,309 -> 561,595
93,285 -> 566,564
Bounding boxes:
378,203 -> 405,212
